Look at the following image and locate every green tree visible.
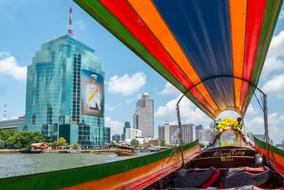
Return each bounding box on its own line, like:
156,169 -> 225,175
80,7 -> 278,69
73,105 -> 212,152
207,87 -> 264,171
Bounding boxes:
48,141 -> 60,149
159,139 -> 165,147
4,131 -> 45,149
0,129 -> 17,148
0,139 -> 4,149
72,143 -> 80,149
130,139 -> 139,148
17,131 -> 45,148
6,134 -> 21,148
59,137 -> 68,146
44,134 -> 57,143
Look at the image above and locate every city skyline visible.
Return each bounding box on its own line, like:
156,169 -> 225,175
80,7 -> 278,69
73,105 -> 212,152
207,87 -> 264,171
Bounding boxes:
1,1 -> 284,143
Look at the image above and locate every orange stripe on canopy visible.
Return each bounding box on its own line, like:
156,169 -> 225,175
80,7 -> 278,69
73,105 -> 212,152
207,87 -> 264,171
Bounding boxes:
129,0 -> 220,112
229,0 -> 247,111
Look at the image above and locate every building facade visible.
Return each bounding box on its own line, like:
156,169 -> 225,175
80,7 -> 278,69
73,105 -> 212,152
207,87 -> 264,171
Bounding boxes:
112,134 -> 121,142
199,128 -> 213,145
158,123 -> 195,145
133,93 -> 154,137
0,117 -> 25,130
195,124 -> 203,140
24,34 -> 106,146
125,128 -> 142,140
104,127 -> 110,144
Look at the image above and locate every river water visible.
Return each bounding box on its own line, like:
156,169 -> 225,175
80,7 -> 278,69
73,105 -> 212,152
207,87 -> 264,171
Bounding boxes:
0,152 -> 149,178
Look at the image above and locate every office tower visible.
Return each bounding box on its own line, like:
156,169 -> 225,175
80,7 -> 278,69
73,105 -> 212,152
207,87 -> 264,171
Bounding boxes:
121,121 -> 131,141
24,8 -> 105,146
133,93 -> 154,137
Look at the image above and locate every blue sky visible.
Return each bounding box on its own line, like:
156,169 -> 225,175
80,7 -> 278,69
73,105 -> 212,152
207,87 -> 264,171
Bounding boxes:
0,1 -> 284,144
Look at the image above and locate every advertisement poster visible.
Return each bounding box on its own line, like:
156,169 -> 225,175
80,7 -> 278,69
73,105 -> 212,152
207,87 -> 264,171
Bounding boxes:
81,69 -> 104,116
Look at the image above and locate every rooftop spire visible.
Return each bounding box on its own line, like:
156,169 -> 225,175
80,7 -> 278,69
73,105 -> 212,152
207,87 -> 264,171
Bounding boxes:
2,104 -> 7,120
68,7 -> 73,36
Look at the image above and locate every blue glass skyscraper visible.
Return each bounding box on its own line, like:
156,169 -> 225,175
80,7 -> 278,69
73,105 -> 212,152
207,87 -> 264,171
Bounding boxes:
24,31 -> 106,146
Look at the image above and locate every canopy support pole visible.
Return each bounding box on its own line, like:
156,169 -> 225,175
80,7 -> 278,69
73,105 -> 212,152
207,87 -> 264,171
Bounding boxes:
175,75 -> 270,167
176,96 -> 185,168
263,93 -> 270,164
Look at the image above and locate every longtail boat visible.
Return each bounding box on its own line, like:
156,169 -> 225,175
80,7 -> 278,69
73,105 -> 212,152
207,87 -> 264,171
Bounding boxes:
1,0 -> 284,189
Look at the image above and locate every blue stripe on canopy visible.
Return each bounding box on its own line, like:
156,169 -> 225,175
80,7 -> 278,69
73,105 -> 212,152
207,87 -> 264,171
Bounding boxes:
153,0 -> 234,110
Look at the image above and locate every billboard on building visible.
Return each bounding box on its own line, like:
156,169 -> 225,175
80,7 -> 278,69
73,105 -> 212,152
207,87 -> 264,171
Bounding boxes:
81,69 -> 104,116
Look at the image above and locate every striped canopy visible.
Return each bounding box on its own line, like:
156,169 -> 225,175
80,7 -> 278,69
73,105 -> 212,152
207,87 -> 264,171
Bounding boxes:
74,0 -> 283,119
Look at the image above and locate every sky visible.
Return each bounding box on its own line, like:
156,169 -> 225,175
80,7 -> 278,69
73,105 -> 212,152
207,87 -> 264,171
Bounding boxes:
0,1 -> 284,144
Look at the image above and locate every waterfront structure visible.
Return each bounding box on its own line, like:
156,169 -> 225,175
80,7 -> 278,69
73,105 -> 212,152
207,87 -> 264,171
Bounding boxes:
24,9 -> 105,146
121,121 -> 131,141
112,134 -> 121,142
158,122 -> 195,145
133,93 -> 154,137
0,117 -> 25,130
125,128 -> 142,140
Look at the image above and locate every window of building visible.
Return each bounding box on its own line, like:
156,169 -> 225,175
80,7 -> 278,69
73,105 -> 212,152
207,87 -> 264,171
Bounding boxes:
32,114 -> 36,124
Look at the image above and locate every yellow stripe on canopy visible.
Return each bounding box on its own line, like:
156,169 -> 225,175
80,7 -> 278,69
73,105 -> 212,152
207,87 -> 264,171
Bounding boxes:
129,0 -> 220,112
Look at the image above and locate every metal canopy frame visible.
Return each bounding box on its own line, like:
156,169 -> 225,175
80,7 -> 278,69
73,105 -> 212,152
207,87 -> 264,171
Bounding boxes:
176,75 -> 270,168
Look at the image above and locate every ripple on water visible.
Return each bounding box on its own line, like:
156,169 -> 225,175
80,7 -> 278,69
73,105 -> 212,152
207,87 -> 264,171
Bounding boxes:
0,152 -> 150,178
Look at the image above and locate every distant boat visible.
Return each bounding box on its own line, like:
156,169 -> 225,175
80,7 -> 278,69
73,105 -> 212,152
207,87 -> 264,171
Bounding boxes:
115,145 -> 136,156
18,148 -> 42,154
115,149 -> 136,156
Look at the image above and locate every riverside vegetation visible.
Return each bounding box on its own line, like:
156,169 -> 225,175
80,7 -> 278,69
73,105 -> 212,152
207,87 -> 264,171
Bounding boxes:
0,129 -> 79,150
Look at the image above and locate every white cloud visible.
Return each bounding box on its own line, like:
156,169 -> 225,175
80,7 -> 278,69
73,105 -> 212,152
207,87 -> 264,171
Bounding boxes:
105,116 -> 123,135
263,30 -> 284,76
74,20 -> 86,30
244,112 -> 284,144
245,104 -> 258,117
155,95 -> 210,126
107,72 -> 146,96
262,74 -> 284,97
106,103 -> 122,112
243,104 -> 284,144
0,52 -> 26,81
158,82 -> 179,95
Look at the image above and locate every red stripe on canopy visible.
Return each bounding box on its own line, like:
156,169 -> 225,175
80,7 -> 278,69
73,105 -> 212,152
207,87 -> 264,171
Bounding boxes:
100,0 -> 216,114
240,0 -> 266,110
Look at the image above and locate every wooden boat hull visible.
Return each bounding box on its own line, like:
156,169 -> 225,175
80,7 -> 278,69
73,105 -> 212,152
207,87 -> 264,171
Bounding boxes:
254,137 -> 284,177
115,150 -> 136,156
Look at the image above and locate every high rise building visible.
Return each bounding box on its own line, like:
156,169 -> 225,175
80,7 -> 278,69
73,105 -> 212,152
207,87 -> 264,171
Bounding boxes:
158,122 -> 195,145
133,93 -> 154,137
112,134 -> 121,142
24,8 -> 106,146
121,121 -> 131,141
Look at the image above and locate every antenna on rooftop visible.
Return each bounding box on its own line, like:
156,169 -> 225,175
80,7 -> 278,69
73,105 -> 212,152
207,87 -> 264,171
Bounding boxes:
68,7 -> 73,36
3,104 -> 7,120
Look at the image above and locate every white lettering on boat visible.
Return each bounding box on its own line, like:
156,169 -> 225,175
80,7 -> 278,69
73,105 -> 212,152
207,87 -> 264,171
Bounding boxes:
212,150 -> 245,157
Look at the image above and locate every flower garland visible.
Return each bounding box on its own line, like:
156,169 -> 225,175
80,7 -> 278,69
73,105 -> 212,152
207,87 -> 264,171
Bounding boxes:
216,118 -> 242,132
